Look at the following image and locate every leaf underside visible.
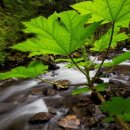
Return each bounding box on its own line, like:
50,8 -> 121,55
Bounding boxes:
91,30 -> 128,52
11,11 -> 101,56
72,0 -> 130,27
0,61 -> 48,80
72,83 -> 106,95
100,97 -> 130,116
99,51 -> 130,67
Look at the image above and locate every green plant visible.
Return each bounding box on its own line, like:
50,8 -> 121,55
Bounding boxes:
0,0 -> 130,129
0,0 -> 43,67
0,61 -> 48,79
101,97 -> 130,129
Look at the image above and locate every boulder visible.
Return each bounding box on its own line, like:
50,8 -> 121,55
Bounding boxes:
28,112 -> 53,124
43,88 -> 57,96
58,115 -> 80,129
53,80 -> 70,90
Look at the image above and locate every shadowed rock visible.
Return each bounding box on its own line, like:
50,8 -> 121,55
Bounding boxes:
28,112 -> 53,124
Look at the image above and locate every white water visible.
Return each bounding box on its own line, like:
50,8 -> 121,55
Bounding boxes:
41,63 -> 97,84
0,80 -> 39,102
0,63 -> 110,130
89,56 -> 130,66
0,63 -> 96,105
0,99 -> 48,130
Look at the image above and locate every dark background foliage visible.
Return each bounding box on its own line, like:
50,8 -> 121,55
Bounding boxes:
0,0 -> 87,71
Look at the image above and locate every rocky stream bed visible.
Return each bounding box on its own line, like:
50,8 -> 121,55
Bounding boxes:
0,62 -> 130,130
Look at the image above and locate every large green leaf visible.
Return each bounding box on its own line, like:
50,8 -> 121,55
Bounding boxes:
11,11 -> 101,56
100,97 -> 130,116
103,113 -> 130,122
97,51 -> 130,67
72,83 -> 107,95
72,0 -> 130,27
0,61 -> 48,80
72,87 -> 90,95
91,30 -> 128,52
112,51 -> 130,65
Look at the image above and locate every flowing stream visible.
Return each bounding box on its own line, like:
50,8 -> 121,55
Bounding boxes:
0,62 -> 130,130
0,63 -> 95,130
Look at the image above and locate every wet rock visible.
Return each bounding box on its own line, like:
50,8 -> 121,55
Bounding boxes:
124,90 -> 130,98
93,106 -> 105,121
108,78 -> 129,96
48,107 -> 57,114
107,87 -> 126,97
4,93 -> 28,103
82,116 -> 97,126
48,63 -> 60,70
6,119 -> 25,130
28,112 -> 53,124
72,106 -> 81,115
58,115 -> 80,129
29,125 -> 46,130
0,103 -> 18,114
43,88 -> 57,96
53,80 -> 70,90
93,78 -> 104,84
104,72 -> 116,78
76,101 -> 96,115
31,88 -> 43,95
0,79 -> 17,88
45,98 -> 65,108
109,79 -> 123,85
86,104 -> 96,115
38,55 -> 60,70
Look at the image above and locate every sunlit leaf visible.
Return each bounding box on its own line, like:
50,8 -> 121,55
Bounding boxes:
103,117 -> 114,122
95,51 -> 130,68
55,58 -> 83,63
0,61 -> 48,80
91,30 -> 128,52
72,83 -> 107,95
72,87 -> 90,95
122,113 -> 130,121
11,11 -> 101,56
72,0 -> 130,27
112,51 -> 130,65
103,113 -> 130,122
95,83 -> 107,91
100,97 -> 130,116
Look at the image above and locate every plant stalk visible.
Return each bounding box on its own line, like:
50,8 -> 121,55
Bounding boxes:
69,23 -> 129,130
69,55 -> 87,76
38,77 -> 89,86
81,45 -> 92,85
81,45 -> 106,102
92,88 -> 105,102
92,22 -> 115,83
90,22 -> 129,130
114,116 -> 130,130
38,77 -> 57,85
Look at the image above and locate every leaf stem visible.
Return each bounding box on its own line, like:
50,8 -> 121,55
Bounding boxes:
38,77 -> 89,86
69,82 -> 89,86
81,46 -> 93,87
38,77 -> 57,85
69,55 -> 87,76
114,116 -> 130,130
92,22 -> 115,83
